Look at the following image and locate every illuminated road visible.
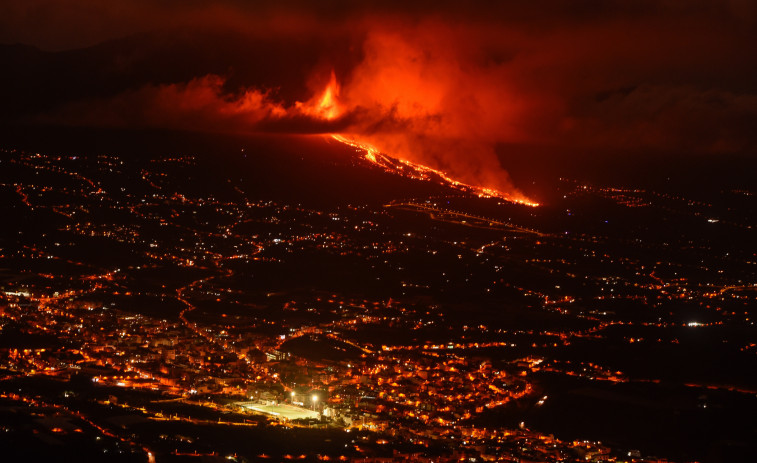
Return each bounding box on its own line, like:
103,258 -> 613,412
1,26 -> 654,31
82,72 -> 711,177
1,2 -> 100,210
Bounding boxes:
385,201 -> 545,235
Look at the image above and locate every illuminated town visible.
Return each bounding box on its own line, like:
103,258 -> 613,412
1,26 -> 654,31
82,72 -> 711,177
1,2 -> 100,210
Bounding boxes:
1,1 -> 756,461
1,140 -> 755,462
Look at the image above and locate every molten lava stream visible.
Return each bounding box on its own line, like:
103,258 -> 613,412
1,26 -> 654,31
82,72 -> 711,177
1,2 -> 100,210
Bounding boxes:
329,134 -> 539,207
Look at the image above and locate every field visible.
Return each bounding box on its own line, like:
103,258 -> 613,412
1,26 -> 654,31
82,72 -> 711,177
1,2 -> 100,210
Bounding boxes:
237,402 -> 320,421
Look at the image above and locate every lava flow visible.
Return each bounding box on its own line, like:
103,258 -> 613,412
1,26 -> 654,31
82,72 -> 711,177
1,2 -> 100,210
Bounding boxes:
330,134 -> 539,207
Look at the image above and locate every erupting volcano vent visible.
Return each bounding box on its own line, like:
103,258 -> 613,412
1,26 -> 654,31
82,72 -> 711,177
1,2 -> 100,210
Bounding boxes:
300,74 -> 538,206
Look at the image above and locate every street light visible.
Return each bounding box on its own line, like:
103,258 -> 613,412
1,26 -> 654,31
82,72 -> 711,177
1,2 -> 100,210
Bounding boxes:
312,394 -> 318,410
291,391 -> 295,402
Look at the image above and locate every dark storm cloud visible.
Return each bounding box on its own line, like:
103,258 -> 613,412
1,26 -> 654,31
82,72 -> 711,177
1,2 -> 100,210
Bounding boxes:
3,0 -> 755,50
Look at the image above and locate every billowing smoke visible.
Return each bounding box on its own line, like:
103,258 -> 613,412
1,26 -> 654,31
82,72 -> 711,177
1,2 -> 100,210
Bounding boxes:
38,75 -> 286,131
329,22 -> 542,200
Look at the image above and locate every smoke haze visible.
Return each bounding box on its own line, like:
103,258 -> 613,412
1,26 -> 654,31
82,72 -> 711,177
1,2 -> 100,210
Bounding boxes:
2,1 -> 756,197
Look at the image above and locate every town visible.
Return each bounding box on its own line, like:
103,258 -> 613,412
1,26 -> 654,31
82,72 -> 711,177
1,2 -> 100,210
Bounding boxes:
1,146 -> 756,462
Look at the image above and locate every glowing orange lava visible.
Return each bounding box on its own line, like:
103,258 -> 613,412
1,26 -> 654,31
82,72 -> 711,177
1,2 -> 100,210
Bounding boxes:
297,71 -> 343,121
330,134 -> 539,207
317,72 -> 341,121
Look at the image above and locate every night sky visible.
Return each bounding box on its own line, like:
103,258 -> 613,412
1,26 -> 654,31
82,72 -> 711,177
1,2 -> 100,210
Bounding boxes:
2,0 -> 756,197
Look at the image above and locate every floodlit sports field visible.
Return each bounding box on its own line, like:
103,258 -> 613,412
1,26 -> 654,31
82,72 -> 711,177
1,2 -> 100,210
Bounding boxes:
237,402 -> 319,420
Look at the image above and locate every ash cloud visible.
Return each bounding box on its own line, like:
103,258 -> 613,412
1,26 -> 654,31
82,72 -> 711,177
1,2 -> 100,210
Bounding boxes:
35,75 -> 284,132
